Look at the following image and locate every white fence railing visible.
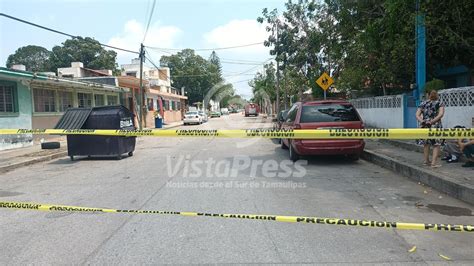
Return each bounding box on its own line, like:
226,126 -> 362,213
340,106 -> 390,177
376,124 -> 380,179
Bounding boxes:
351,95 -> 404,128
350,87 -> 474,128
439,87 -> 474,128
351,95 -> 403,109
438,86 -> 474,107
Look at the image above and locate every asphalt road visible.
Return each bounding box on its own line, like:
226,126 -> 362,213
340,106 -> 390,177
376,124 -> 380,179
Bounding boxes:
1,114 -> 473,264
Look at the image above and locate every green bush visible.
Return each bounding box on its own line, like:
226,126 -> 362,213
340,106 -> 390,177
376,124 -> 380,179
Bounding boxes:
425,79 -> 445,92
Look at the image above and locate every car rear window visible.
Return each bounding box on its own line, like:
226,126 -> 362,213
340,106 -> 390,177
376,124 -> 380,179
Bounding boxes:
300,104 -> 360,123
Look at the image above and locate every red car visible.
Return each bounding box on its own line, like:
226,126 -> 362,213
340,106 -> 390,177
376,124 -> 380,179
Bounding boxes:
280,100 -> 365,161
244,103 -> 260,117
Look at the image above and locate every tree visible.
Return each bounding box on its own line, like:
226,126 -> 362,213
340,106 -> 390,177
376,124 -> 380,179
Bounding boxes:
6,45 -> 51,72
49,37 -> 118,71
249,62 -> 277,112
208,51 -> 223,84
423,0 -> 474,70
160,49 -> 223,105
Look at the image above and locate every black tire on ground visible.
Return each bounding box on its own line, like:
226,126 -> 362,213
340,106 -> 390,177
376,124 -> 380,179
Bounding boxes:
70,156 -> 74,161
128,151 -> 134,157
41,142 -> 60,149
348,154 -> 360,161
281,139 -> 288,149
289,141 -> 299,162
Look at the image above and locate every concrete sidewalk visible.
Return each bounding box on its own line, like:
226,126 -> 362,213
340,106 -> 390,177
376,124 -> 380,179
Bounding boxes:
363,139 -> 474,204
0,139 -> 68,174
0,121 -> 184,174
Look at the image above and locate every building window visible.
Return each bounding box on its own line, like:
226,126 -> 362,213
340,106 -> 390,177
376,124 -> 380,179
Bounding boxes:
164,100 -> 169,110
126,72 -> 137,77
33,88 -> 56,112
58,91 -> 73,112
94,94 -> 105,106
107,95 -> 118,105
177,101 -> 181,110
78,92 -> 92,108
0,83 -> 15,113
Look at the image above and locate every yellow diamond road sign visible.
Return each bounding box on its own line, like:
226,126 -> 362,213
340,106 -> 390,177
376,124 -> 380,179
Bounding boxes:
316,72 -> 334,91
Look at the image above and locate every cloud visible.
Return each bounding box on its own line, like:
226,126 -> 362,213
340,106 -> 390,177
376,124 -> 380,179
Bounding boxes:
107,19 -> 182,64
203,19 -> 270,54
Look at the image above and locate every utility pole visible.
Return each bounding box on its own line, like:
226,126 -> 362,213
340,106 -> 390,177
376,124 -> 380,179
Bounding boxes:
275,20 -> 280,116
415,0 -> 426,103
138,43 -> 145,130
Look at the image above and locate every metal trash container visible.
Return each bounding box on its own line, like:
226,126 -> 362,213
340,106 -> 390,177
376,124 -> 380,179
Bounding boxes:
155,117 -> 163,128
55,105 -> 136,161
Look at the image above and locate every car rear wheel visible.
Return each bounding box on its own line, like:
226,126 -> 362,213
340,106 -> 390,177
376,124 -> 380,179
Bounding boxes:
281,139 -> 288,149
348,154 -> 360,161
289,141 -> 299,162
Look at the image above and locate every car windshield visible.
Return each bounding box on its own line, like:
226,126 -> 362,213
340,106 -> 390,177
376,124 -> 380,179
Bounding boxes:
186,111 -> 198,115
300,104 -> 360,123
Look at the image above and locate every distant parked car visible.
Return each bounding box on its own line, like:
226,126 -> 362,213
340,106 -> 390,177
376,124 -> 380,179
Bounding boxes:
183,111 -> 202,125
198,110 -> 208,122
210,111 -> 221,118
280,100 -> 365,162
220,108 -> 229,115
245,103 -> 259,117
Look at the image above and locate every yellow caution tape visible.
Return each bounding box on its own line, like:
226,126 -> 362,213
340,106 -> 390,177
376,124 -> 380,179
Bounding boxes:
0,128 -> 472,139
1,201 -> 473,233
438,254 -> 451,260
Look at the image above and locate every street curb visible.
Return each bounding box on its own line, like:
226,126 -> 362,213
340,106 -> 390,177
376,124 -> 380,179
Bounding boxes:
145,123 -> 183,130
0,150 -> 67,174
379,139 -> 424,153
362,149 -> 474,205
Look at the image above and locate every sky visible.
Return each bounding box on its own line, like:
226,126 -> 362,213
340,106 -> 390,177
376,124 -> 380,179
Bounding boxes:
0,0 -> 286,99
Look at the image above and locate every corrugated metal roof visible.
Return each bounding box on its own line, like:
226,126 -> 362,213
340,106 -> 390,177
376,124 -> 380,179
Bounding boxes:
54,108 -> 92,129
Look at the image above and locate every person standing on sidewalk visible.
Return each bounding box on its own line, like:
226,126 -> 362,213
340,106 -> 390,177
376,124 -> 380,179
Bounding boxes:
416,90 -> 445,168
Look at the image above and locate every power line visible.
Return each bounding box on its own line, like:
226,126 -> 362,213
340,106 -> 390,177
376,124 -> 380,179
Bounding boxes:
142,0 -> 157,43
0,13 -> 139,54
220,58 -> 271,63
145,48 -> 269,79
145,42 -> 264,52
220,61 -> 267,66
229,79 -> 253,84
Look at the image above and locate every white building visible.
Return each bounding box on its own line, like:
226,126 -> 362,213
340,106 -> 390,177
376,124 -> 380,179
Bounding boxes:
120,59 -> 172,93
121,58 -> 150,78
58,62 -> 112,78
